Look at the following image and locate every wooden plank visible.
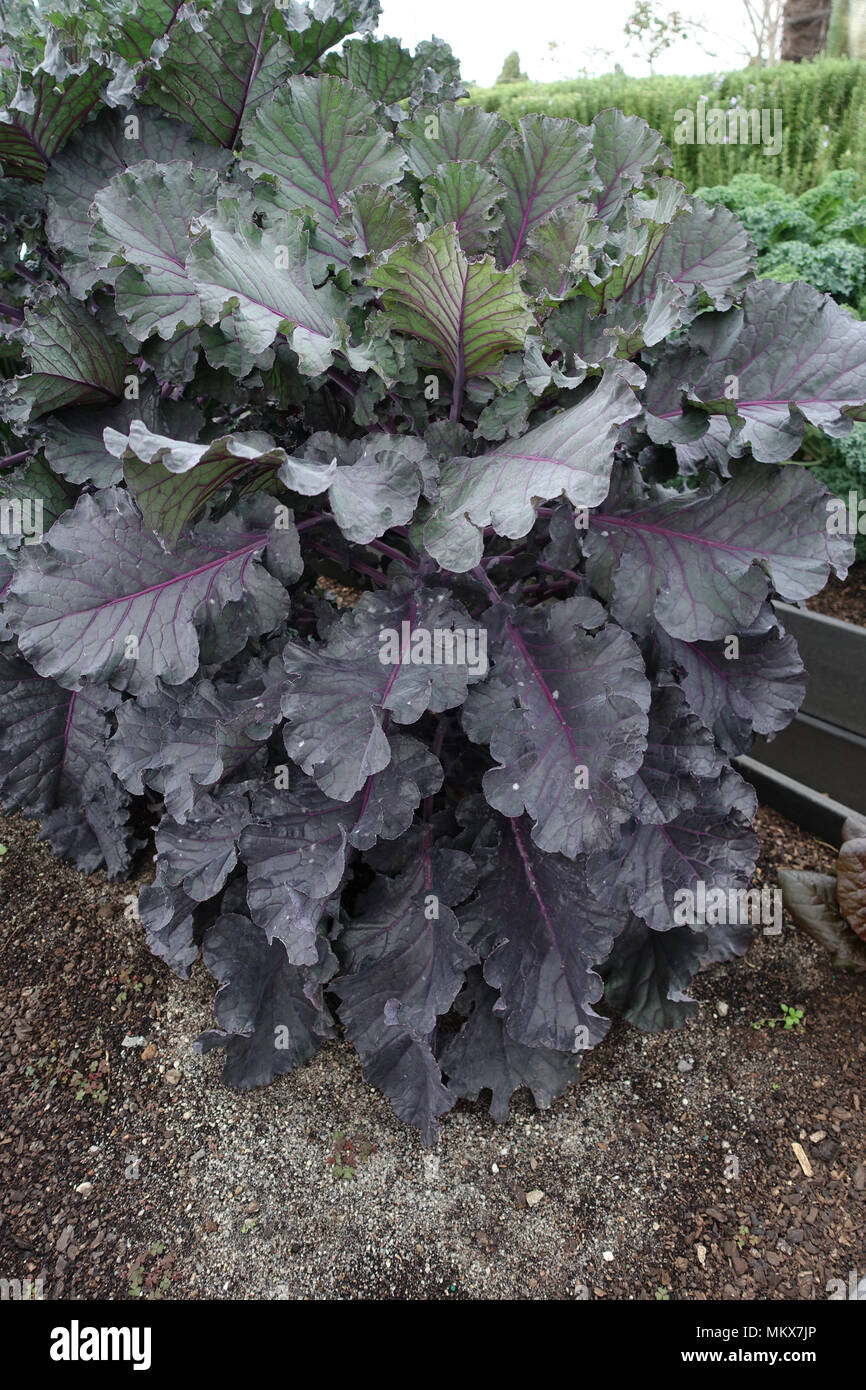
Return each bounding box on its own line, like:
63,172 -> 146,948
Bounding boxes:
735,755 -> 858,847
749,711 -> 866,816
775,602 -> 866,737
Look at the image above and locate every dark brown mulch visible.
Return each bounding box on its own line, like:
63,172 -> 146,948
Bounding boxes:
806,561 -> 866,627
0,803 -> 863,1302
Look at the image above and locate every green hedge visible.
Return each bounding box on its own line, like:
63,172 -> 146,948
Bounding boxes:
468,59 -> 866,193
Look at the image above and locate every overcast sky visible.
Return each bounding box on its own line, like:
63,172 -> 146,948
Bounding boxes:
378,0 -> 759,86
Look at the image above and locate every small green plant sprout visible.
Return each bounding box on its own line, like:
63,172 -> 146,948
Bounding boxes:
128,1242 -> 173,1299
0,843 -> 7,857
26,1043 -> 109,1104
752,1004 -> 804,1030
114,965 -> 150,1004
72,1055 -> 110,1104
735,1224 -> 759,1250
327,1129 -> 378,1181
241,1219 -> 257,1235
654,1285 -> 671,1300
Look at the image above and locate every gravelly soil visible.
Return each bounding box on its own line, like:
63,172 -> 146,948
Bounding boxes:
0,805 -> 863,1303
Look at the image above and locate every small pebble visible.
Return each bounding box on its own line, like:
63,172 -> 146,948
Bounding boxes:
525,1189 -> 544,1207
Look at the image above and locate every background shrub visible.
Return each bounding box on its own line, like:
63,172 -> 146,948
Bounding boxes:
469,59 -> 866,193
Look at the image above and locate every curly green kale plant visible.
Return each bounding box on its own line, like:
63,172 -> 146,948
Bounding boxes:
695,170 -> 866,310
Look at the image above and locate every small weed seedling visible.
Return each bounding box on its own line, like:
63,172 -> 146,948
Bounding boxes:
24,1043 -> 109,1106
114,965 -> 152,1005
752,1004 -> 805,1031
128,1242 -> 174,1299
327,1130 -> 378,1181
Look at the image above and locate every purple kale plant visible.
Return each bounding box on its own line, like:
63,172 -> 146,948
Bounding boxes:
0,1 -> 858,1140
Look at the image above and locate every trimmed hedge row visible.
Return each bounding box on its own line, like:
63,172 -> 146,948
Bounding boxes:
469,59 -> 866,193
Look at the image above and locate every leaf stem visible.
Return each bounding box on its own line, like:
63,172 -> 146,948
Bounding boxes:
295,513 -> 329,532
422,717 -> 448,823
327,367 -> 356,400
317,545 -> 387,586
538,560 -> 583,585
472,564 -> 501,604
13,262 -> 40,287
367,539 -> 418,568
449,358 -> 466,422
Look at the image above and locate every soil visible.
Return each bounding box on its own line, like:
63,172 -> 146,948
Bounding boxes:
0,804 -> 863,1303
806,560 -> 866,627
